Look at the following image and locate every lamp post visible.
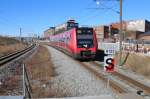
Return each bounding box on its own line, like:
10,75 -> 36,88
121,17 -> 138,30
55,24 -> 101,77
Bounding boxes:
119,0 -> 123,66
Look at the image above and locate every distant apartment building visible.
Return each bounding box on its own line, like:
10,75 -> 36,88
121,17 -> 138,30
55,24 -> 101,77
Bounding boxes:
138,31 -> 150,41
110,21 -> 126,40
93,25 -> 109,41
125,31 -> 143,39
44,27 -> 55,39
110,19 -> 150,40
126,20 -> 150,32
110,20 -> 150,32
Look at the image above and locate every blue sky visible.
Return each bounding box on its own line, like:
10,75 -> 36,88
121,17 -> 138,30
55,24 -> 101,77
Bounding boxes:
0,0 -> 149,37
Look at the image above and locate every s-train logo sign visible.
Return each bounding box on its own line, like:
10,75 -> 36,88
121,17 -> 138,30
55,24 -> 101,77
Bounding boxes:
104,56 -> 115,72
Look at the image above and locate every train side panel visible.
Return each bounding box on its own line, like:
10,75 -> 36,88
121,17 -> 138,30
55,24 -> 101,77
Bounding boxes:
49,28 -> 77,57
49,28 -> 98,59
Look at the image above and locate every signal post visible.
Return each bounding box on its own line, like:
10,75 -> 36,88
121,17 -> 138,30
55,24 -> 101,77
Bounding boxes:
104,49 -> 115,89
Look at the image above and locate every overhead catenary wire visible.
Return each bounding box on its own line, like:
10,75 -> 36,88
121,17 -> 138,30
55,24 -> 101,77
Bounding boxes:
78,0 -> 119,24
0,11 -> 37,37
0,17 -> 21,36
76,1 -> 106,24
74,0 -> 99,21
0,15 -> 21,28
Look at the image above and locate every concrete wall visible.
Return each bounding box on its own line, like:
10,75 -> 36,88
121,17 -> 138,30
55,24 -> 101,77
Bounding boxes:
98,42 -> 120,52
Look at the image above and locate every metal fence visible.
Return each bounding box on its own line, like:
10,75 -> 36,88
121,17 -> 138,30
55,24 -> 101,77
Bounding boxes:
98,42 -> 150,55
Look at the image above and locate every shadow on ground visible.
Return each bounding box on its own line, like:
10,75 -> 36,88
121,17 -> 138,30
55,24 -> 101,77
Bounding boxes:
94,49 -> 106,62
79,49 -> 106,62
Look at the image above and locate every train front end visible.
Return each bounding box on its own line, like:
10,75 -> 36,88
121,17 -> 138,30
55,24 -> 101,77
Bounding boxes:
74,27 -> 98,59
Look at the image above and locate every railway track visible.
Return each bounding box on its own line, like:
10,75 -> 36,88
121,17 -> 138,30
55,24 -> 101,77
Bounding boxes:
76,61 -> 129,94
0,44 -> 36,66
48,45 -> 149,98
48,45 -> 130,94
91,61 -> 150,96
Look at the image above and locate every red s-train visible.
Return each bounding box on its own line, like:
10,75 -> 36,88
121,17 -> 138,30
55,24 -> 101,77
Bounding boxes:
47,20 -> 98,59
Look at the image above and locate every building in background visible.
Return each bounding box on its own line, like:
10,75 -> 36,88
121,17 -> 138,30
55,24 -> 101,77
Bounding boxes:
44,27 -> 55,39
93,25 -> 109,41
110,20 -> 150,33
109,19 -> 150,41
126,20 -> 150,32
126,20 -> 150,40
44,19 -> 150,42
44,19 -> 79,39
139,31 -> 150,41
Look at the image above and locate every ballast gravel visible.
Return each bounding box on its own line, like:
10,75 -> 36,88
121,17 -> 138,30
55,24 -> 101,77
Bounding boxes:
46,46 -> 114,98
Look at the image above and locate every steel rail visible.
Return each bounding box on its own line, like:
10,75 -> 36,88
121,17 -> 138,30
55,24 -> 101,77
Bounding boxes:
77,61 -> 128,94
91,61 -> 150,95
47,45 -> 128,93
0,44 -> 35,66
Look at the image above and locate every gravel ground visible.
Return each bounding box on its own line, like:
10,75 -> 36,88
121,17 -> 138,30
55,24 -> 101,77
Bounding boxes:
116,68 -> 150,99
94,61 -> 150,99
0,45 -> 37,96
0,61 -> 23,95
117,66 -> 150,88
46,46 -> 115,98
93,60 -> 150,88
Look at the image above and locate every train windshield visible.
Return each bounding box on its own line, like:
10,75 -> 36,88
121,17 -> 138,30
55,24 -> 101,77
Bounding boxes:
76,28 -> 94,48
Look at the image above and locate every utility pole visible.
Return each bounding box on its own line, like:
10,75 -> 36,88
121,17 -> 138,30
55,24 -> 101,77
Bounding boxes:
20,28 -> 22,41
119,0 -> 123,66
93,0 -> 123,65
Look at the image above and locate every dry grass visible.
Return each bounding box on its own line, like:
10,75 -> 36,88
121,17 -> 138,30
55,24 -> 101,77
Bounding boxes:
0,36 -> 19,45
26,45 -> 54,98
0,75 -> 22,95
0,36 -> 27,56
125,53 -> 150,79
115,52 -> 150,79
0,43 -> 27,56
